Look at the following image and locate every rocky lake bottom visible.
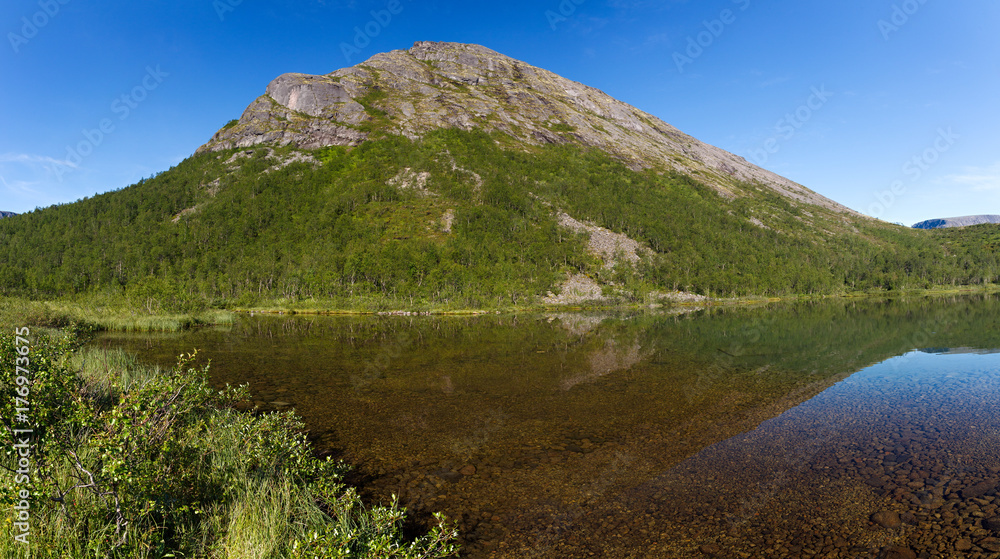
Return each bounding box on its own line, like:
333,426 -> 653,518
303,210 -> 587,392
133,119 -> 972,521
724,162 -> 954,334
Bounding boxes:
92,296 -> 1000,558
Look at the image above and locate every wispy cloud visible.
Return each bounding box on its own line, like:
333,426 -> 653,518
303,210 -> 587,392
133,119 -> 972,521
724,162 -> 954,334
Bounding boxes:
0,152 -> 76,168
946,162 -> 1000,192
642,32 -> 672,48
0,174 -> 42,196
0,153 -> 73,204
568,16 -> 613,36
758,76 -> 790,88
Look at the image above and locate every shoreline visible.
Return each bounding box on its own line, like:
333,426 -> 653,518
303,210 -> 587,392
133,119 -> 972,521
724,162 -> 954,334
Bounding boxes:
3,284 -> 998,332
228,284 -> 1000,317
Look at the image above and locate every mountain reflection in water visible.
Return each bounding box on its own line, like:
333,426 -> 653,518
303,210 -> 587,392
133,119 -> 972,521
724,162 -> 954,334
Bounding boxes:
91,295 -> 1000,558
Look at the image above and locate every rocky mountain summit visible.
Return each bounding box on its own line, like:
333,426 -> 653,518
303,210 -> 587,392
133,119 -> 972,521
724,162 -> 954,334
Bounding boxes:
912,215 -> 1000,229
0,211 -> 16,219
199,41 -> 853,214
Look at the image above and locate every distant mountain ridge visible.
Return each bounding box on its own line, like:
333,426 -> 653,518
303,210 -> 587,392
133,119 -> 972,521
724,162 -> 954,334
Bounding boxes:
0,211 -> 16,219
913,215 -> 1000,229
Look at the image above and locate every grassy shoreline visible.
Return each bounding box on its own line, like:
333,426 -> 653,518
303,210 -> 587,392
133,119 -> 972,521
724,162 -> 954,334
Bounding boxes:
218,284 -> 1000,317
0,297 -> 235,333
4,284 -> 999,331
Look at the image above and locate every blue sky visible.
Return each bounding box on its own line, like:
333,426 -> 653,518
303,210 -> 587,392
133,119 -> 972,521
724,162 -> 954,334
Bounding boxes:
3,0 -> 998,226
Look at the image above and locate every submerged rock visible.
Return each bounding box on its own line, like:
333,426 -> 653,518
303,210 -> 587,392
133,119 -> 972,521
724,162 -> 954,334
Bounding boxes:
871,510 -> 902,529
882,545 -> 916,559
961,479 -> 997,499
697,543 -> 720,556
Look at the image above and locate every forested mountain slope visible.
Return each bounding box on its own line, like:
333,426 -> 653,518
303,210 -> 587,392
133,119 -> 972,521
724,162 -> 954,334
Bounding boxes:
0,43 -> 997,310
1,129 -> 997,310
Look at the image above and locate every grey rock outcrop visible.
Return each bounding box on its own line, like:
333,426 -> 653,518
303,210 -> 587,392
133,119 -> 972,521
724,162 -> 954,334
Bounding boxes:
0,211 -> 16,219
912,215 -> 1000,229
266,73 -> 358,116
199,41 -> 855,214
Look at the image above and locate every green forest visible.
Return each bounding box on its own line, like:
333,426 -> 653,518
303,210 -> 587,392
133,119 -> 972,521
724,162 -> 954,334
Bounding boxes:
0,128 -> 998,311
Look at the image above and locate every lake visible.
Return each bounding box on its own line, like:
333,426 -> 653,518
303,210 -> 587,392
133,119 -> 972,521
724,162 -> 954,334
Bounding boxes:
90,295 -> 1000,558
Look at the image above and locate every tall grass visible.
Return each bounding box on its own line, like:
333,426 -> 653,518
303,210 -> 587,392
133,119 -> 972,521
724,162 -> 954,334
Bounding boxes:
68,347 -> 162,400
222,479 -> 318,559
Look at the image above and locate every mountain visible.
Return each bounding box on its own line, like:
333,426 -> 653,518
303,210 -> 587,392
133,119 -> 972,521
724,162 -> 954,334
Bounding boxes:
0,212 -> 15,219
913,215 -> 1000,229
201,41 -> 851,214
0,42 -> 998,310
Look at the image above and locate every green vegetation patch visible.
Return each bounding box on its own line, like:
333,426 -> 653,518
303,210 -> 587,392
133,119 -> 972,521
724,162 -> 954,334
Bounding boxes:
545,121 -> 576,133
0,332 -> 459,558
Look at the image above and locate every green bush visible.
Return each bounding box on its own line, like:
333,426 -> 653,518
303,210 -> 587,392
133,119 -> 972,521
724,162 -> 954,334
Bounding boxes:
0,331 -> 458,558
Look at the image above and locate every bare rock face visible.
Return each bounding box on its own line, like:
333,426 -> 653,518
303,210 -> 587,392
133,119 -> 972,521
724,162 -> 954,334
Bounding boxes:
202,95 -> 367,151
199,41 -> 854,214
266,73 -> 355,116
0,211 -> 16,219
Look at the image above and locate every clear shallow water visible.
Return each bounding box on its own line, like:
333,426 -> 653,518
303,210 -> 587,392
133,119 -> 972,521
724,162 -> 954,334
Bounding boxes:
90,297 -> 1000,558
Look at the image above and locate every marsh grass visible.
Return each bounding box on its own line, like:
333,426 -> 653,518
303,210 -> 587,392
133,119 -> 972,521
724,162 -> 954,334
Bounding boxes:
0,296 -> 235,333
68,347 -> 162,403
